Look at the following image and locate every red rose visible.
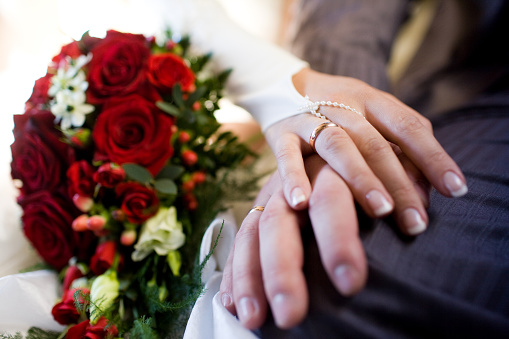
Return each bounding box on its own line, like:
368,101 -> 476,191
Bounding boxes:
116,182 -> 159,224
92,95 -> 174,176
63,265 -> 85,291
67,160 -> 96,197
90,241 -> 122,275
11,111 -> 75,195
25,73 -> 52,110
66,317 -> 118,339
18,190 -> 95,270
51,288 -> 89,325
86,30 -> 158,103
93,163 -> 126,188
148,53 -> 195,94
51,41 -> 82,68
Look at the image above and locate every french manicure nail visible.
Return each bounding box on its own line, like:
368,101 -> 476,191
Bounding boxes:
334,265 -> 357,296
221,293 -> 232,308
443,171 -> 468,197
366,190 -> 393,217
272,293 -> 291,327
291,187 -> 306,207
238,297 -> 258,323
402,208 -> 427,235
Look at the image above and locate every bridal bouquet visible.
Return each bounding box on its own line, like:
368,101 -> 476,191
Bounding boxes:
10,30 -> 253,338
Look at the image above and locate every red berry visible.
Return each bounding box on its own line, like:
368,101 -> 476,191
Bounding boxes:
121,229 -> 137,246
181,150 -> 198,166
182,180 -> 195,192
87,215 -> 107,231
183,193 -> 198,211
73,194 -> 94,212
192,102 -> 201,111
178,131 -> 191,144
72,214 -> 89,232
192,171 -> 206,185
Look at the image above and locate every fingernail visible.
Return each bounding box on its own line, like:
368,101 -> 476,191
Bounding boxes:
334,265 -> 357,296
402,208 -> 427,235
291,187 -> 306,207
366,190 -> 393,217
221,293 -> 232,308
443,171 -> 468,197
271,293 -> 292,327
238,297 -> 258,323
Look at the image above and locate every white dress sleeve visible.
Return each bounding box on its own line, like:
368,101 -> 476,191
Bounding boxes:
150,0 -> 310,131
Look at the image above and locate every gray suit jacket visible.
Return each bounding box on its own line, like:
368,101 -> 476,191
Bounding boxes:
289,0 -> 509,118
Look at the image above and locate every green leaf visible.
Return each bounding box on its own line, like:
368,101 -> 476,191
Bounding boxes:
122,164 -> 153,184
172,84 -> 185,108
154,179 -> 178,195
182,109 -> 196,123
156,165 -> 185,180
156,101 -> 181,117
186,86 -> 207,106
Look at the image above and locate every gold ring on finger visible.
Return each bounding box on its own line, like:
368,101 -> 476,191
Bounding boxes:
247,206 -> 265,215
309,121 -> 339,153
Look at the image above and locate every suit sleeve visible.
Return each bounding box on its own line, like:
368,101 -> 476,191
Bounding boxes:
289,0 -> 410,92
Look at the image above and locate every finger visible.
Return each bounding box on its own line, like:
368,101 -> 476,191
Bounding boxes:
391,143 -> 431,208
259,186 -> 309,329
331,114 -> 429,235
366,92 -> 468,198
230,174 -> 276,329
265,125 -> 312,210
305,156 -> 367,296
299,116 -> 395,219
219,244 -> 237,314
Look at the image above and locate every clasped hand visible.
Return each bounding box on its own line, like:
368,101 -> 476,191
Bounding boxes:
219,68 -> 468,329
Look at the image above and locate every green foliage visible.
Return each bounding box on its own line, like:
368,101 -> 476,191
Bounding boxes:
128,317 -> 159,339
122,164 -> 153,184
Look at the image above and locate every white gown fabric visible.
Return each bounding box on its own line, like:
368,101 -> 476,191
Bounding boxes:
0,0 -> 308,337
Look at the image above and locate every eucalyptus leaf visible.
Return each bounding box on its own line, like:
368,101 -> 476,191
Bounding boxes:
156,101 -> 182,117
186,86 -> 207,105
172,84 -> 185,108
122,164 -> 153,184
154,179 -> 178,195
157,165 -> 185,180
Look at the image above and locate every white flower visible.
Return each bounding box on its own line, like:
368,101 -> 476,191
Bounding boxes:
90,269 -> 119,325
50,86 -> 94,130
48,55 -> 93,130
131,207 -> 186,262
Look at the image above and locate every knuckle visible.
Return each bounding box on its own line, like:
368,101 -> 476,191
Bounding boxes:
420,116 -> 433,131
235,222 -> 259,243
427,150 -> 448,164
389,183 -> 416,204
395,114 -> 427,136
361,136 -> 391,159
258,208 -> 282,232
317,130 -> 351,154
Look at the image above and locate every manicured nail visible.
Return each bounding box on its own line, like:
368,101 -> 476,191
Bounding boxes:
291,187 -> 306,207
221,293 -> 232,308
366,190 -> 393,217
238,297 -> 258,323
334,265 -> 357,296
402,208 -> 427,235
271,293 -> 292,327
443,171 -> 468,197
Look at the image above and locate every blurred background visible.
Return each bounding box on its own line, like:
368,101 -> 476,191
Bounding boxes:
0,0 -> 285,276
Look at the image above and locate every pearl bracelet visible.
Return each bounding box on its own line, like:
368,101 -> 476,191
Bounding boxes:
300,95 -> 364,119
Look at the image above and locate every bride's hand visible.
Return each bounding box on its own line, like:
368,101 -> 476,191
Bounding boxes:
267,68 -> 467,235
220,155 -> 366,329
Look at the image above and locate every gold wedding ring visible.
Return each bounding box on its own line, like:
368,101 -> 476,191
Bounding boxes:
248,206 -> 265,215
309,121 -> 338,153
